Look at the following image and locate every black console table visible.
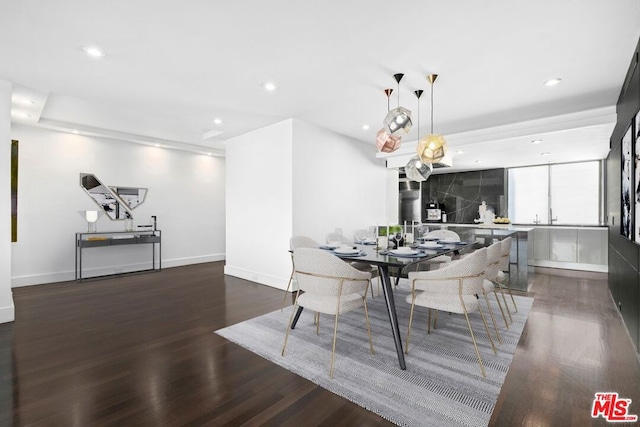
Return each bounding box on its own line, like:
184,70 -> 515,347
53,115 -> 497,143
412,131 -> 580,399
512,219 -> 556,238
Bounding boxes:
75,230 -> 162,281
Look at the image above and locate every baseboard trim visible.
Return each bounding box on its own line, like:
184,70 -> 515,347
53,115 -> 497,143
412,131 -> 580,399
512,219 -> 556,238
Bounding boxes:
0,304 -> 15,324
11,253 -> 226,287
532,266 -> 608,280
530,260 -> 608,273
224,265 -> 288,290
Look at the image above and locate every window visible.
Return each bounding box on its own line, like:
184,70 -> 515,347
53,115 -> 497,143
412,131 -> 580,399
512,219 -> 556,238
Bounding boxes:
508,161 -> 601,225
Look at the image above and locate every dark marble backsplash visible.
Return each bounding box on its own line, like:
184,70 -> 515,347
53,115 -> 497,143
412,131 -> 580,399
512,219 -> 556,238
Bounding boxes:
421,168 -> 506,223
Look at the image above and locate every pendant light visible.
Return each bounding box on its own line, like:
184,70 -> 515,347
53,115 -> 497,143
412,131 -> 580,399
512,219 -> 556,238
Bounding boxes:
416,74 -> 447,164
405,89 -> 433,182
376,88 -> 402,153
383,73 -> 412,135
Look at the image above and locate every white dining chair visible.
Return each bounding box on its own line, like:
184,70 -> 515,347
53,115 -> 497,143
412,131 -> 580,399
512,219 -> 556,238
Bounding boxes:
482,242 -> 510,340
283,236 -> 321,308
326,232 -> 379,299
404,247 -> 496,377
282,248 -> 374,378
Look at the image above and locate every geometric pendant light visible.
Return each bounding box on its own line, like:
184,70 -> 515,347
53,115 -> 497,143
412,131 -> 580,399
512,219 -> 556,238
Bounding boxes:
383,73 -> 412,135
405,89 -> 433,182
416,74 -> 448,164
376,88 -> 402,153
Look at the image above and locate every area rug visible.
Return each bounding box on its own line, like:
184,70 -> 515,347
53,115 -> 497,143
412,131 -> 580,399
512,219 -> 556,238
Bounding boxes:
215,281 -> 533,427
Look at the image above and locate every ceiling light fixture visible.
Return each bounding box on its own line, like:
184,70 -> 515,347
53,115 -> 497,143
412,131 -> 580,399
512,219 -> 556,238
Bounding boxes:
531,139 -> 543,144
376,88 -> 402,153
541,152 -> 551,156
475,160 -> 482,163
13,112 -> 31,118
544,78 -> 562,86
83,45 -> 106,58
416,74 -> 448,164
405,89 -> 433,182
383,73 -> 412,135
362,124 -> 370,130
213,118 -> 222,125
263,82 -> 277,92
71,129 -> 80,134
456,150 -> 464,155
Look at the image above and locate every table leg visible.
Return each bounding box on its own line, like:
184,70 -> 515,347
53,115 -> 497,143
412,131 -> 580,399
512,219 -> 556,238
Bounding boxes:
290,306 -> 304,330
378,265 -> 407,370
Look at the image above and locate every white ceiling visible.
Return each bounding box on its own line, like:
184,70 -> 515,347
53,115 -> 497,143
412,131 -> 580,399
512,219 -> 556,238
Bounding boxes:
1,1 -> 639,170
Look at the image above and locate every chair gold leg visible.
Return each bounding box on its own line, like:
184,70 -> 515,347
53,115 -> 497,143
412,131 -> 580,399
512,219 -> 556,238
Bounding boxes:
507,286 -> 518,312
316,312 -> 320,336
281,303 -> 299,356
369,279 -> 375,299
281,268 -> 295,310
460,303 -> 486,378
493,289 -> 509,329
497,284 -> 513,324
433,309 -> 438,330
483,290 -> 502,344
363,297 -> 374,355
477,304 -> 497,355
405,293 -> 417,354
330,312 -> 340,379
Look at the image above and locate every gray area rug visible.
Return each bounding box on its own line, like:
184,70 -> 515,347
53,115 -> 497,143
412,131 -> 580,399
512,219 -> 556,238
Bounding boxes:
216,280 -> 533,426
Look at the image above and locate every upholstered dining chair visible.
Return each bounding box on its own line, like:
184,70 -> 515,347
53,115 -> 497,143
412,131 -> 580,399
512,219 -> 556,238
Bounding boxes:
496,237 -> 518,313
404,247 -> 497,377
282,247 -> 374,378
326,232 -> 379,299
481,242 -> 510,341
283,236 -> 321,308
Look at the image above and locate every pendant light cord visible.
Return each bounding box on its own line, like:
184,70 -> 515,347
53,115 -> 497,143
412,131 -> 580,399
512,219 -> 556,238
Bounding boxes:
430,83 -> 434,134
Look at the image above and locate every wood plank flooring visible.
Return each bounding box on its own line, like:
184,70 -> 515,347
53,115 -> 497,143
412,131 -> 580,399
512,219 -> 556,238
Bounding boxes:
0,262 -> 638,426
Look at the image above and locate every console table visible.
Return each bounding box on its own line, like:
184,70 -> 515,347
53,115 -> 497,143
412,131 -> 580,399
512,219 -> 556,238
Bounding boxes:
75,230 -> 162,281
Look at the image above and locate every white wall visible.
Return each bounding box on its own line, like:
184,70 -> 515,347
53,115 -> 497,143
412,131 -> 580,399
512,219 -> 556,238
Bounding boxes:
10,124 -> 226,286
292,119 -> 388,242
0,81 -> 15,322
224,119 -> 293,289
224,118 -> 391,291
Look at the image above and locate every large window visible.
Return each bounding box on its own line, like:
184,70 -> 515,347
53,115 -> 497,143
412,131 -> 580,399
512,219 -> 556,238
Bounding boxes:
508,161 -> 601,225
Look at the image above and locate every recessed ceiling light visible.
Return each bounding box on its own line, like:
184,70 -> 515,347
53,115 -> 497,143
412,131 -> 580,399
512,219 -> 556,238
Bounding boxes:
362,124 -> 370,130
83,46 -> 106,58
544,78 -> 562,86
263,82 -> 277,92
455,150 -> 464,155
71,129 -> 80,134
154,143 -> 161,147
475,160 -> 482,163
213,118 -> 222,125
541,152 -> 551,156
531,139 -> 543,144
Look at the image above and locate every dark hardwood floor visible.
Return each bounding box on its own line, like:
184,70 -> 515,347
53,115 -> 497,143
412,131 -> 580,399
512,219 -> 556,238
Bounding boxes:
0,262 -> 638,426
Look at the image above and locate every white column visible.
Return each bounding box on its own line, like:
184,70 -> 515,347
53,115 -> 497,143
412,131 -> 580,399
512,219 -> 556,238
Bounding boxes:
0,80 -> 15,323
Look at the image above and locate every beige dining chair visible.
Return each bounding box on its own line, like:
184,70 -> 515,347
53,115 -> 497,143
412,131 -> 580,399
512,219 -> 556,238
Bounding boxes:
282,248 -> 374,378
481,242 -> 510,341
418,229 -> 459,268
283,236 -> 321,308
326,232 -> 379,298
496,237 -> 518,313
404,247 -> 497,377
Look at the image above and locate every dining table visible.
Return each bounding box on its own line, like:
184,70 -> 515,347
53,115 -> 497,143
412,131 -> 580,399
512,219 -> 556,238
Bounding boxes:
289,240 -> 476,370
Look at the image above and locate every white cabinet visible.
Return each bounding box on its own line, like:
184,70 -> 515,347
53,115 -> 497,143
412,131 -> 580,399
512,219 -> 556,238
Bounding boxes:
530,226 -> 607,272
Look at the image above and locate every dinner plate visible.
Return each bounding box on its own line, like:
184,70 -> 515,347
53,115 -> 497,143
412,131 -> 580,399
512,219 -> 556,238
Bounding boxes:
325,243 -> 342,249
389,249 -> 420,256
418,242 -> 443,249
334,247 -> 360,255
439,239 -> 461,244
